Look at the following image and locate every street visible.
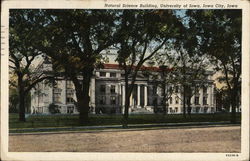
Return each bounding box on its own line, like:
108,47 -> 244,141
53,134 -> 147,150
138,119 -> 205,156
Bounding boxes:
9,125 -> 240,152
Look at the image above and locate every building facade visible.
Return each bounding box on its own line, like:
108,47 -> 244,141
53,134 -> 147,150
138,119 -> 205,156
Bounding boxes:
31,64 -> 216,114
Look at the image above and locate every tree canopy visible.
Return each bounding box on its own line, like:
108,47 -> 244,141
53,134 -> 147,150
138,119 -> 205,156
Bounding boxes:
186,9 -> 242,122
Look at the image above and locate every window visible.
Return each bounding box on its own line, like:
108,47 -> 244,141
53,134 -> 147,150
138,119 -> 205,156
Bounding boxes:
66,97 -> 74,103
110,96 -> 116,105
175,107 -> 178,113
196,107 -> 200,113
153,86 -> 157,95
195,87 -> 199,94
110,85 -> 116,93
175,96 -> 179,104
100,72 -> 106,77
175,86 -> 179,93
99,96 -> 106,105
153,98 -> 158,106
203,87 -> 207,94
67,106 -> 74,114
53,93 -> 61,103
195,96 -> 199,105
110,72 -> 116,78
67,92 -> 74,97
66,81 -> 74,89
169,86 -> 173,93
44,84 -> 49,90
53,81 -> 59,88
204,107 -> 208,113
169,97 -> 172,104
203,97 -> 207,105
100,85 -> 106,93
161,99 -> 164,105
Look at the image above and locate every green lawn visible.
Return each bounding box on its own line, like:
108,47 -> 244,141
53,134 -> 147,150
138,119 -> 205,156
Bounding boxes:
9,113 -> 241,129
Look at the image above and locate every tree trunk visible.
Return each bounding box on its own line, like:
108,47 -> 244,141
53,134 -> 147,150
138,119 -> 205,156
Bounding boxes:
17,73 -> 26,122
74,87 -> 90,124
72,69 -> 93,124
123,79 -> 132,128
78,95 -> 90,124
183,85 -> 186,118
18,89 -> 26,122
80,74 -> 91,124
187,96 -> 192,118
123,94 -> 130,128
162,83 -> 167,115
123,72 -> 134,128
230,88 -> 237,124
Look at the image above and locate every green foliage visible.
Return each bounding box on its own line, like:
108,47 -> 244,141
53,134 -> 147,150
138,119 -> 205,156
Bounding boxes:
9,87 -> 19,113
48,103 -> 61,114
10,9 -> 121,123
114,10 -> 185,124
186,10 -> 242,123
9,10 -> 55,121
186,10 -> 241,87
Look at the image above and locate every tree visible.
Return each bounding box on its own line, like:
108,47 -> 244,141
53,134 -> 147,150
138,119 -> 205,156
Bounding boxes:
48,103 -> 61,114
186,10 -> 241,123
36,10 -> 118,124
147,51 -> 177,115
9,10 -> 54,121
215,87 -> 231,112
169,44 -> 210,118
115,10 -> 184,127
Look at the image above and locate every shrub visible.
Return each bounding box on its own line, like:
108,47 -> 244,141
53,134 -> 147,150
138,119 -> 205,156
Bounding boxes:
48,103 -> 61,114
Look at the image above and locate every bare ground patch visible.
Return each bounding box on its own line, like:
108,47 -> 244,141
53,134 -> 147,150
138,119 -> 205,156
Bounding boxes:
9,126 -> 240,152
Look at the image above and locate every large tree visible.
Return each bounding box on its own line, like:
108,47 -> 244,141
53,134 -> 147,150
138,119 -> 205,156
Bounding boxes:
174,50 -> 209,117
147,50 -> 177,115
36,10 -> 118,124
186,10 -> 241,123
9,10 -> 54,121
115,10 -> 184,127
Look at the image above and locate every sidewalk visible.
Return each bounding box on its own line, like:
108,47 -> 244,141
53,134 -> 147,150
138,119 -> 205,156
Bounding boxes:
9,121 -> 240,134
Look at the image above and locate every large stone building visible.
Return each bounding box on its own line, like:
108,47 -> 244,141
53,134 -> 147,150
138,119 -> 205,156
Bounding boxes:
31,63 -> 216,114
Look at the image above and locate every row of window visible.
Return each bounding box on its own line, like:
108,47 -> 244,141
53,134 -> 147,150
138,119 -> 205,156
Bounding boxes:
100,72 -> 117,78
53,93 -> 75,104
100,85 -> 116,93
99,96 -> 116,105
169,107 -> 179,113
167,107 -> 214,113
172,96 -> 208,105
152,86 -> 209,95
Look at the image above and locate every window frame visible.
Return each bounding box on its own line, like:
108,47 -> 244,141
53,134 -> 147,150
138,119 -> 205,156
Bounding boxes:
100,72 -> 106,77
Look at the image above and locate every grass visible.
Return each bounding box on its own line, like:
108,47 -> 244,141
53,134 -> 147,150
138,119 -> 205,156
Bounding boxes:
9,113 -> 241,129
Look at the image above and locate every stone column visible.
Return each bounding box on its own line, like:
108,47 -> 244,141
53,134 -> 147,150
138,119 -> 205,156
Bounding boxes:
191,95 -> 195,105
61,80 -> 66,104
208,85 -> 211,106
199,88 -> 203,105
122,85 -> 125,106
118,84 -> 121,105
137,85 -> 141,107
144,85 -> 148,106
130,92 -> 133,107
211,84 -> 214,107
90,77 -> 95,113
